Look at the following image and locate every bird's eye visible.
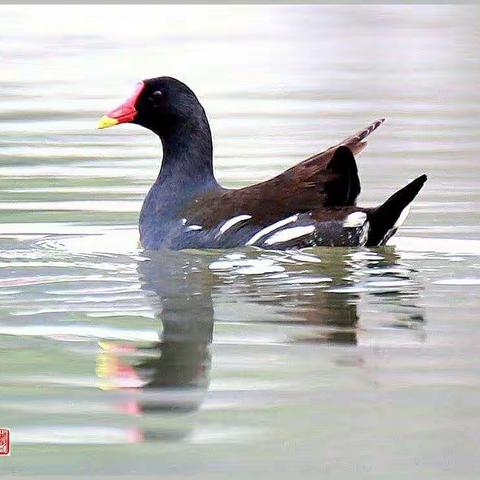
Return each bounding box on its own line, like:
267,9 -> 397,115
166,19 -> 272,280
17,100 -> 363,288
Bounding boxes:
148,90 -> 164,107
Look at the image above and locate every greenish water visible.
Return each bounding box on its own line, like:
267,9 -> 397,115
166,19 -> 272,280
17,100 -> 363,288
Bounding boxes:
1,5 -> 480,478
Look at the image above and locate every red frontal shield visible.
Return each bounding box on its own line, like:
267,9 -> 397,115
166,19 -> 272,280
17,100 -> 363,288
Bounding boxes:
98,81 -> 145,129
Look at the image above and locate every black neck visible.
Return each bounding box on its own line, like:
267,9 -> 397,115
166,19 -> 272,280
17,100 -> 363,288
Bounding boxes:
155,113 -> 217,191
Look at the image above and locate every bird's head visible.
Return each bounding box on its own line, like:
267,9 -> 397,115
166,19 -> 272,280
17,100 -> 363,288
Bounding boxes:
98,77 -> 205,136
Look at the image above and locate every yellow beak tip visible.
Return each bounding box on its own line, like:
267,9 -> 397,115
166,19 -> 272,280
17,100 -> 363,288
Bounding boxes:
97,116 -> 119,129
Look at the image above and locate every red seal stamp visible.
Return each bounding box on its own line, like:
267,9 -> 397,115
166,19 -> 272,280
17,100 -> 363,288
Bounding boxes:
0,429 -> 10,456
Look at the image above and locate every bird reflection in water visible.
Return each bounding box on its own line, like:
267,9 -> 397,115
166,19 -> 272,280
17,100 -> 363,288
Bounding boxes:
135,251 -> 214,413
289,247 -> 425,345
96,251 -> 214,414
95,246 -> 424,441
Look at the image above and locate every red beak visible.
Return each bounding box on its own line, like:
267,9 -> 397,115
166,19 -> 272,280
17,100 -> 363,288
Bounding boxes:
98,81 -> 145,129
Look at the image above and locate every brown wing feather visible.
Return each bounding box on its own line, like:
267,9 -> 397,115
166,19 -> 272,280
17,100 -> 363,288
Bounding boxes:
302,117 -> 386,165
183,119 -> 385,228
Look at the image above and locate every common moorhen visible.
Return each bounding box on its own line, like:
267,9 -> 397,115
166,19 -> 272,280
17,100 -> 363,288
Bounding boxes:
98,77 -> 426,250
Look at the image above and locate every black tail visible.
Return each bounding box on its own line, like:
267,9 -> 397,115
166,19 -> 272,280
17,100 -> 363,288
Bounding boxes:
366,174 -> 427,246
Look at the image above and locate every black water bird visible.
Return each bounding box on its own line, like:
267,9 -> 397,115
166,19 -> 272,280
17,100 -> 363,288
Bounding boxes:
98,77 -> 427,250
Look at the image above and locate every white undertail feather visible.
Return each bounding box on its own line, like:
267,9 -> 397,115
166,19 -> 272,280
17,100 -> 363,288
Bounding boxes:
394,205 -> 411,229
343,211 -> 367,228
245,214 -> 299,246
381,205 -> 413,244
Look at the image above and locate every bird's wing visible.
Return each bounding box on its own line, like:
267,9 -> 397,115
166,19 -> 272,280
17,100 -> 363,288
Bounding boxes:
232,118 -> 385,211
264,118 -> 386,208
182,119 -> 385,231
302,117 -> 385,165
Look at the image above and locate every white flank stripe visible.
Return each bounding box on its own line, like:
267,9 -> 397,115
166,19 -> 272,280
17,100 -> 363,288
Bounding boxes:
343,211 -> 367,228
186,225 -> 202,231
264,225 -> 315,246
245,214 -> 299,246
217,215 -> 251,237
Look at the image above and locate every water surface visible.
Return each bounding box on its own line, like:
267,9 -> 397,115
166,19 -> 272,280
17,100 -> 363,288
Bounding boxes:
1,5 -> 480,478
